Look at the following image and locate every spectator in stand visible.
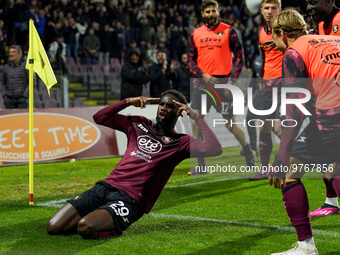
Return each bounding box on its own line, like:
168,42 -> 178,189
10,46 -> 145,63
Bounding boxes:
35,9 -> 47,45
76,6 -> 91,27
46,20 -> 64,47
83,27 -> 101,66
144,40 -> 158,67
93,6 -> 108,29
170,53 -> 191,102
149,50 -> 171,97
2,45 -> 30,109
10,0 -> 27,45
128,6 -> 140,43
98,24 -> 113,66
112,21 -> 126,64
48,33 -> 67,75
124,40 -> 140,62
75,20 -> 88,59
0,19 -> 8,67
244,38 -> 255,70
120,48 -> 149,100
169,25 -> 183,61
64,17 -> 79,62
139,16 -> 152,49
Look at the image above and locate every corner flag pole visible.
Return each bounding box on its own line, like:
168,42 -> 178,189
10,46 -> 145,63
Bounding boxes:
28,21 -> 34,205
26,19 -> 57,205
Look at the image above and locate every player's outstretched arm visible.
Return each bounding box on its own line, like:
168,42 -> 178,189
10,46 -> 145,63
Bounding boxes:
126,96 -> 160,109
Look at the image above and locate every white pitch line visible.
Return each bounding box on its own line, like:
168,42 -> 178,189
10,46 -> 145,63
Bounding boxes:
36,199 -> 66,207
148,213 -> 340,238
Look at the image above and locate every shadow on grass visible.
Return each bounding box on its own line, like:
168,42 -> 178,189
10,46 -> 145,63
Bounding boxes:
154,178 -> 268,211
126,217 -> 290,255
0,217 -> 113,255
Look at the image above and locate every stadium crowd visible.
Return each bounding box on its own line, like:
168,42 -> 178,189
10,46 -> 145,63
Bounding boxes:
0,0 -> 265,70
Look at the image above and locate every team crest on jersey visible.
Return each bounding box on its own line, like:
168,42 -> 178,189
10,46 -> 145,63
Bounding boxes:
218,32 -> 223,37
333,25 -> 339,34
162,136 -> 173,144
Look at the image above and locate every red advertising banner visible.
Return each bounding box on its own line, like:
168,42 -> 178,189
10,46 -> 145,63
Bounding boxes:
0,107 -> 119,165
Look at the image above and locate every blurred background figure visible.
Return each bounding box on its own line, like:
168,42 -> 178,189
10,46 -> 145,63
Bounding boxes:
120,48 -> 149,100
170,53 -> 191,102
2,45 -> 29,109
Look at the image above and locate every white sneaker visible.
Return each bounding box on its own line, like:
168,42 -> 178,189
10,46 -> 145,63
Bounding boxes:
271,242 -> 318,255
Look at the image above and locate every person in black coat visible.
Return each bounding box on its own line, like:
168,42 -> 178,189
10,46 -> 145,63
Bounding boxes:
148,50 -> 171,98
120,48 -> 149,100
170,53 -> 191,102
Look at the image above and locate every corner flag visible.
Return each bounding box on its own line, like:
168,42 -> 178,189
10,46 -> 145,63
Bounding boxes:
26,19 -> 57,95
26,19 -> 57,205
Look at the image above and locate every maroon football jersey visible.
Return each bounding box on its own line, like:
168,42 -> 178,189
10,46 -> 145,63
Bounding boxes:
93,100 -> 222,213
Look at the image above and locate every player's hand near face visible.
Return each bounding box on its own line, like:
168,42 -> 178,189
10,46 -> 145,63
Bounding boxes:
173,100 -> 199,119
126,96 -> 160,109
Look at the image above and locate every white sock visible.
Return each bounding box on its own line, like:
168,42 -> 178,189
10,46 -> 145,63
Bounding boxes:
298,237 -> 316,251
325,197 -> 339,208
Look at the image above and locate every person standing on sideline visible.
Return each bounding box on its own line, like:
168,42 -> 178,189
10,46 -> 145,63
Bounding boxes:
306,0 -> 340,216
249,0 -> 283,180
188,0 -> 255,175
2,45 -> 29,109
120,48 -> 149,100
46,90 -> 222,239
269,9 -> 340,254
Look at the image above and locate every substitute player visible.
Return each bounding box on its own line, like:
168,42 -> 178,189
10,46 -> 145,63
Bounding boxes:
306,0 -> 340,216
269,9 -> 340,254
188,0 -> 255,175
249,0 -> 283,180
46,90 -> 222,238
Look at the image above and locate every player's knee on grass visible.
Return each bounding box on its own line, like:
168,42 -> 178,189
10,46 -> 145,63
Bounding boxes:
77,218 -> 97,239
46,219 -> 64,235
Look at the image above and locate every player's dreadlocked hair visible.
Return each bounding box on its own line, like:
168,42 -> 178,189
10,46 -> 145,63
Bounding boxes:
161,90 -> 188,105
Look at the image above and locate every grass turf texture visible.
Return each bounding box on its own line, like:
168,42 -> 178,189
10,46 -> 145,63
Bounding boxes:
1,145 -> 340,255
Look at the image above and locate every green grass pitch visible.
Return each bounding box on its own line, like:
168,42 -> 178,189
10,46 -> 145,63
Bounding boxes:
1,145 -> 339,255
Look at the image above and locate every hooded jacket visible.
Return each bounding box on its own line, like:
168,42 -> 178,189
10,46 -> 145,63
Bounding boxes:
120,48 -> 149,100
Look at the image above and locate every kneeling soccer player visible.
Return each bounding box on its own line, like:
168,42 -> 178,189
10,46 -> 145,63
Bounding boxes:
46,90 -> 222,238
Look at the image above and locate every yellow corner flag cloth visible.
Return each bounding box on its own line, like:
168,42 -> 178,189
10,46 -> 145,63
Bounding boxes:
26,19 -> 57,95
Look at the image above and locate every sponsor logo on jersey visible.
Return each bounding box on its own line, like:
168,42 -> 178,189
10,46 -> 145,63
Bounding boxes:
321,45 -> 340,65
162,136 -> 173,144
137,123 -> 148,133
218,32 -> 223,37
333,24 -> 338,34
73,195 -> 82,201
137,135 -> 162,154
